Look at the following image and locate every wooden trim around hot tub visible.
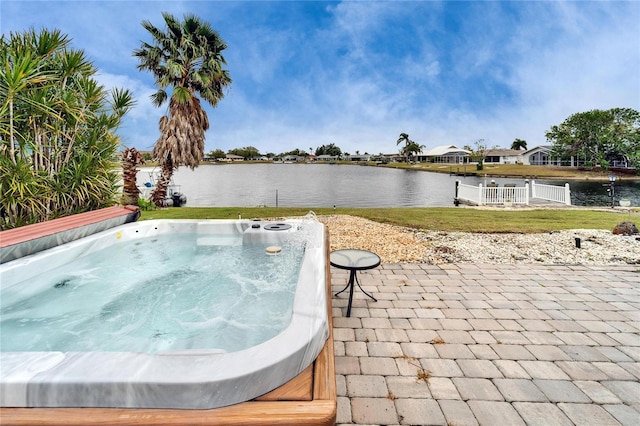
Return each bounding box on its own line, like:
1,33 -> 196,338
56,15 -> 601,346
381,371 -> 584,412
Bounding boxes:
0,227 -> 337,426
0,205 -> 140,249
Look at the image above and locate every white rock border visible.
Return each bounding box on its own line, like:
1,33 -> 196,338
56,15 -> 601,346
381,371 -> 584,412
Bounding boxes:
317,215 -> 640,265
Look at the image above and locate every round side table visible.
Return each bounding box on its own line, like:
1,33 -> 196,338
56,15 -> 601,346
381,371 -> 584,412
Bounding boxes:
330,249 -> 380,317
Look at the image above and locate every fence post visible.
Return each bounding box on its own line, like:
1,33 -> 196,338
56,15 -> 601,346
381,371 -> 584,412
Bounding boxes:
564,183 -> 571,205
525,183 -> 529,205
478,184 -> 484,205
531,180 -> 536,199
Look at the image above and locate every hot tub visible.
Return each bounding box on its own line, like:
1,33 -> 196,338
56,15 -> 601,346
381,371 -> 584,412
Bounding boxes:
0,218 -> 328,409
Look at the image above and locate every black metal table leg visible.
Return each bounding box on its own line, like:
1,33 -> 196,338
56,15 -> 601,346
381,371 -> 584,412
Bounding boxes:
346,270 -> 356,317
335,278 -> 351,297
334,269 -> 379,317
355,272 -> 377,302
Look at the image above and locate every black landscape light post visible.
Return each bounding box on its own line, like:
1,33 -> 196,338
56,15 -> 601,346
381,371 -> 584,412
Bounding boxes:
608,174 -> 616,208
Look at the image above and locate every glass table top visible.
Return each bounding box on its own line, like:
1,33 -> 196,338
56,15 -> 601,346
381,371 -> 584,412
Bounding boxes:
330,249 -> 381,270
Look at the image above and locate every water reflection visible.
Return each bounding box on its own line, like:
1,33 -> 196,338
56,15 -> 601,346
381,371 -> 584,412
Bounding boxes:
539,179 -> 640,207
138,164 -> 639,208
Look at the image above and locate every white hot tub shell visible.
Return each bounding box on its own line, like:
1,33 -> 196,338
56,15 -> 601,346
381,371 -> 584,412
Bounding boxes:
0,219 -> 328,409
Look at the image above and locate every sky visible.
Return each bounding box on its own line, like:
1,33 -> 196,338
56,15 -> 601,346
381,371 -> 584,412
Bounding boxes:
2,0 -> 639,156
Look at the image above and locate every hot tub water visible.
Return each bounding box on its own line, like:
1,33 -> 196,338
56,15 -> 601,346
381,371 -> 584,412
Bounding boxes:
1,233 -> 305,353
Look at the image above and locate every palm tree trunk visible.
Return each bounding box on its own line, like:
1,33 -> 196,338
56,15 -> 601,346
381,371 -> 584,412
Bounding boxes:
121,148 -> 144,206
151,158 -> 174,207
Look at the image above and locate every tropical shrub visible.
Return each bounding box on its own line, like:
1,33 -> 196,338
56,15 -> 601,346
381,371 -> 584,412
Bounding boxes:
546,108 -> 640,172
0,28 -> 133,229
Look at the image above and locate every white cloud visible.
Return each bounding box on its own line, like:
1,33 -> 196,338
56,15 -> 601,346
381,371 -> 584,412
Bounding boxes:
94,72 -> 163,148
3,0 -> 637,157
224,0 -> 637,155
494,1 -> 640,145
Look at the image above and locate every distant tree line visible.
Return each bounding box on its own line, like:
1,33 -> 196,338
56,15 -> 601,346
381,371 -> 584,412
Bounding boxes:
207,143 -> 347,160
315,143 -> 342,157
226,146 -> 260,159
207,106 -> 640,175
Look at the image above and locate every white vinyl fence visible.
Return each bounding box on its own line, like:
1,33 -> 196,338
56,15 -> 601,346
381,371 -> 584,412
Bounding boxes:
456,182 -> 483,205
530,180 -> 571,205
456,180 -> 571,206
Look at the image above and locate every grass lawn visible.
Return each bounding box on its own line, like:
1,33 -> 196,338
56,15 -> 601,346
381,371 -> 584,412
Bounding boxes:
381,162 -> 640,180
139,206 -> 637,234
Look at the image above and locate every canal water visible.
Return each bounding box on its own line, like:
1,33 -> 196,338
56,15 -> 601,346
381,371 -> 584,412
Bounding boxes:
138,164 -> 640,208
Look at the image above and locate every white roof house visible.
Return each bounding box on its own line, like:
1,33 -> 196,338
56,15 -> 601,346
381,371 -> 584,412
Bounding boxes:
484,149 -> 524,164
346,154 -> 371,162
317,154 -> 338,161
223,154 -> 244,162
417,145 -> 471,163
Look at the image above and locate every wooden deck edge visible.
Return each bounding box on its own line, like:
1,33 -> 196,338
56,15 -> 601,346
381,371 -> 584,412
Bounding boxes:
0,205 -> 140,263
255,364 -> 314,401
0,205 -> 140,249
0,401 -> 337,426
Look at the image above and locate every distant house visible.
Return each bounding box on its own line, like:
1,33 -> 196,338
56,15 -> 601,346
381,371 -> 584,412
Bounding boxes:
521,146 -> 566,166
524,145 -> 606,167
376,153 -> 404,163
317,154 -> 338,162
283,155 -> 301,162
224,154 -> 244,162
346,154 -> 371,162
417,145 -> 471,164
484,149 -> 523,165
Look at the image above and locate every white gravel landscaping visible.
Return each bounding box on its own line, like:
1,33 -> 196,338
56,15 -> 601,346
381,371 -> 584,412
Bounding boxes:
318,215 -> 640,265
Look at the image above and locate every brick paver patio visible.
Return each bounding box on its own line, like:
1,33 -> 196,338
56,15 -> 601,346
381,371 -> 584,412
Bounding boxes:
331,263 -> 640,425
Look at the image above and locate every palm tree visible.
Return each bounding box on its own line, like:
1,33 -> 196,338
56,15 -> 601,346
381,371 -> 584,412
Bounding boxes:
396,133 -> 412,162
396,133 -> 424,161
511,138 -> 527,150
403,141 -> 425,160
134,12 -> 232,206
